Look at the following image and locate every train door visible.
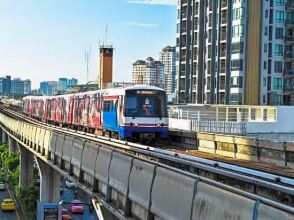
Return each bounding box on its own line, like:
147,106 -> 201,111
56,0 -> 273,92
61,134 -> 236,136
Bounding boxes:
73,96 -> 80,125
68,96 -> 74,125
81,95 -> 90,127
102,98 -> 118,131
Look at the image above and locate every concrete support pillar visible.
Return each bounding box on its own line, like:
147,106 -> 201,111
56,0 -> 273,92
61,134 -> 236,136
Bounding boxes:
0,128 -> 2,145
19,145 -> 34,188
36,157 -> 60,203
1,130 -> 8,144
8,136 -> 18,154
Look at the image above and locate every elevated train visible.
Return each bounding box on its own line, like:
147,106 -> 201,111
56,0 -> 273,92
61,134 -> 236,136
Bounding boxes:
23,85 -> 169,142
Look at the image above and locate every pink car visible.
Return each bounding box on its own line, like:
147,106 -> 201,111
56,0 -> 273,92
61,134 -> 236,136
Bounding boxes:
69,200 -> 84,214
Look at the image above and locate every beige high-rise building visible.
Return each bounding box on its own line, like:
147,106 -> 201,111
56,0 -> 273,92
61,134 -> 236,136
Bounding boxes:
132,57 -> 165,88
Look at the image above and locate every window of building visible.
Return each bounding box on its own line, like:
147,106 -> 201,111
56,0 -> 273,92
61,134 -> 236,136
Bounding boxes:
232,8 -> 245,20
232,25 -> 244,37
273,78 -> 282,90
265,10 -> 269,19
264,61 -> 267,70
263,95 -> 266,103
231,42 -> 244,54
263,77 -> 267,86
275,27 -> 284,39
264,26 -> 268,36
230,76 -> 243,88
207,45 -> 212,58
274,44 -> 283,56
274,94 -> 282,105
275,11 -> 284,23
230,93 -> 242,104
276,0 -> 285,6
231,59 -> 243,71
264,44 -> 268,53
274,61 -> 283,73
233,0 -> 241,4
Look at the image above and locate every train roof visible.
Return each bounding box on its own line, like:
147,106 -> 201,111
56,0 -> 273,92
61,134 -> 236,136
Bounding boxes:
124,84 -> 164,91
23,85 -> 165,101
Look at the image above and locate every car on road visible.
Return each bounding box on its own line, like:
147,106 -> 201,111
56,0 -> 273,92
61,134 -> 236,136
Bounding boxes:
0,181 -> 5,191
62,208 -> 71,220
65,179 -> 77,188
1,199 -> 15,211
69,200 -> 84,214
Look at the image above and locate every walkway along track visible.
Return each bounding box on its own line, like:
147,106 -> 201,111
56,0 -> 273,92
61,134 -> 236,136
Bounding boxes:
1,105 -> 294,210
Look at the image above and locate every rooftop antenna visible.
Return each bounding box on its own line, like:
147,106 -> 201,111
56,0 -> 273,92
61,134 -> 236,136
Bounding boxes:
85,45 -> 91,83
105,25 -> 108,46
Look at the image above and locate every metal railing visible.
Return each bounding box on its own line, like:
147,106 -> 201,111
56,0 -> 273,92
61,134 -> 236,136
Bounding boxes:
191,120 -> 246,135
168,106 -> 277,122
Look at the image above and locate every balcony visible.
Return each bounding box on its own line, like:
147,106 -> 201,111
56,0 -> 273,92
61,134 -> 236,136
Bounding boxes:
284,51 -> 294,60
286,0 -> 294,10
220,84 -> 226,90
285,35 -> 294,43
284,87 -> 294,93
221,0 -> 227,8
220,50 -> 226,57
221,15 -> 227,25
283,69 -> 294,77
220,68 -> 226,73
285,19 -> 294,27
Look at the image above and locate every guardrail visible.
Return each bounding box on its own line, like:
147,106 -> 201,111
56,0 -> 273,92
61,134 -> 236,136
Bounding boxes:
0,108 -> 293,219
169,118 -> 247,135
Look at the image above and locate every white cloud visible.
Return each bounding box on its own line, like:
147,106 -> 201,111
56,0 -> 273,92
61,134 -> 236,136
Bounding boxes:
121,21 -> 160,27
127,0 -> 177,5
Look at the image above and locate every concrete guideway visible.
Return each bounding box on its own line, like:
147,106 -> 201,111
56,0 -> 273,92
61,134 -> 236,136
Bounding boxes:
0,107 -> 293,219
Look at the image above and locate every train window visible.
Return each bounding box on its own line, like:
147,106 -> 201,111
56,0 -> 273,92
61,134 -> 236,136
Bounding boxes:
103,101 -> 113,112
124,92 -> 168,118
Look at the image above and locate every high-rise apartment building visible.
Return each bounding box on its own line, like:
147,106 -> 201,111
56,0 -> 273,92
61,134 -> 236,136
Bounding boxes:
23,80 -> 31,94
0,76 -> 30,96
58,78 -> 68,92
0,76 -> 11,95
40,81 -> 58,96
68,78 -> 78,87
176,0 -> 294,105
159,46 -> 176,95
11,78 -> 31,95
132,57 -> 165,88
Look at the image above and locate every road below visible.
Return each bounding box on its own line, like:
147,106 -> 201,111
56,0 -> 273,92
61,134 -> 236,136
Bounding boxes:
61,186 -> 98,220
0,185 -> 19,220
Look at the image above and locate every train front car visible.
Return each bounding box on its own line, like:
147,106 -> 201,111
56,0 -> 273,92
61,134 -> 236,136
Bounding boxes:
121,85 -> 168,143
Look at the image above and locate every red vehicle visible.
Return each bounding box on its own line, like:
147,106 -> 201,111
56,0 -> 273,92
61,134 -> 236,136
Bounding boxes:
69,200 -> 84,214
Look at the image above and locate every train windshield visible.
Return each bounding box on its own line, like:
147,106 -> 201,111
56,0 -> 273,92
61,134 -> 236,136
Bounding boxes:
124,90 -> 167,118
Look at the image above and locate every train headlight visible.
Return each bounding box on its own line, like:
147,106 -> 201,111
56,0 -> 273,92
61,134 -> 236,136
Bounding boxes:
134,123 -> 138,126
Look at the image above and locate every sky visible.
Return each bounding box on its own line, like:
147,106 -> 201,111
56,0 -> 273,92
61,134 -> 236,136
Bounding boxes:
0,0 -> 177,89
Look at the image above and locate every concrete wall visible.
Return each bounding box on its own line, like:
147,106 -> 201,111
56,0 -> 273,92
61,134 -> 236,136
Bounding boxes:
197,132 -> 294,168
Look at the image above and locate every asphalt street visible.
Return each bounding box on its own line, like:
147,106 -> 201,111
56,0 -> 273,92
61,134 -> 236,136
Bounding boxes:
0,184 -> 19,220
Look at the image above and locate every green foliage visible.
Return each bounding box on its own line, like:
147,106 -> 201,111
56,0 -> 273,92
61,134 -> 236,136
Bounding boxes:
0,144 -> 38,218
17,186 -> 38,220
0,144 -> 19,185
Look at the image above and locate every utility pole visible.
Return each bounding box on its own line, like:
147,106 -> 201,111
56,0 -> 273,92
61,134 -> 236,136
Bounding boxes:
85,45 -> 91,83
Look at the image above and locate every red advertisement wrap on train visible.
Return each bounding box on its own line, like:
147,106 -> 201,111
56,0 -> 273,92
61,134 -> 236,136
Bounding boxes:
22,85 -> 169,142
